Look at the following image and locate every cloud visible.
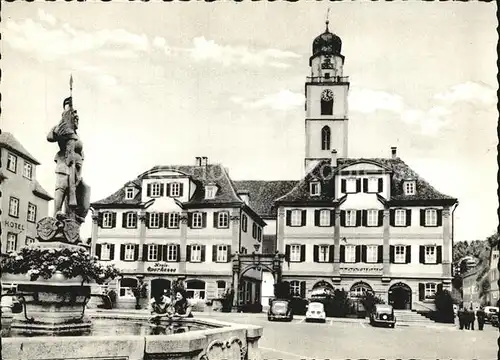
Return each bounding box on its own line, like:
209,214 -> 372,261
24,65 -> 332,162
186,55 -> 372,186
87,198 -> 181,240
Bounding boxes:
38,9 -> 57,26
231,90 -> 303,111
349,88 -> 405,114
434,81 -> 496,106
4,17 -> 149,61
189,36 -> 300,68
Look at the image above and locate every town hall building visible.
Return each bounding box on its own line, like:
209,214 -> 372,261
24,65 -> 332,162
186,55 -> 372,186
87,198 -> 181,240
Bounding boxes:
92,21 -> 458,311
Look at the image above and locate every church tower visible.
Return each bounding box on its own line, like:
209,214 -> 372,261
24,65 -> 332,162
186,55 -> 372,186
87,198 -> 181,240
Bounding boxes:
304,20 -> 349,172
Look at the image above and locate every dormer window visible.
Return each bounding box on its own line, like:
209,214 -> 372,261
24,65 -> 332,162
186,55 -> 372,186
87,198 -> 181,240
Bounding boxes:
125,187 -> 135,200
148,182 -> 163,198
346,178 -> 357,193
310,182 -> 321,196
404,181 -> 416,196
205,185 -> 217,200
168,182 -> 183,197
23,162 -> 33,180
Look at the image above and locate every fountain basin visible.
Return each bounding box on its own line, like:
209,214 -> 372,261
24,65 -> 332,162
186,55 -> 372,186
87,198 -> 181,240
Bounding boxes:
2,312 -> 263,360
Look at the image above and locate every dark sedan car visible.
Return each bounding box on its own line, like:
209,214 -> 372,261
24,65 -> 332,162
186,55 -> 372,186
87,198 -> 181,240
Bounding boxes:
268,298 -> 293,322
370,304 -> 396,328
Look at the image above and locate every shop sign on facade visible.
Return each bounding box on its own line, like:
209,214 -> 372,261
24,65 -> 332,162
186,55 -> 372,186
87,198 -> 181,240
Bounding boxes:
339,264 -> 383,275
146,262 -> 177,273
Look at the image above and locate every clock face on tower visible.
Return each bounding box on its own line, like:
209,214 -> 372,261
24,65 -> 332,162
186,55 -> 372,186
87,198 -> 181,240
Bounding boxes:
321,89 -> 334,101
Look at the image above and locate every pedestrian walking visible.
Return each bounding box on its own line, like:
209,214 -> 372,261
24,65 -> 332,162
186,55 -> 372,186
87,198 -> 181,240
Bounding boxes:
476,307 -> 486,331
470,305 -> 476,330
458,307 -> 465,330
464,309 -> 471,330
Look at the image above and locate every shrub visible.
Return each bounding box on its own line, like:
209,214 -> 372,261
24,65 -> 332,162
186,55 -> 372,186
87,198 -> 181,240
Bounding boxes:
290,296 -> 308,315
315,289 -> 352,318
434,289 -> 455,323
273,282 -> 291,299
359,292 -> 385,314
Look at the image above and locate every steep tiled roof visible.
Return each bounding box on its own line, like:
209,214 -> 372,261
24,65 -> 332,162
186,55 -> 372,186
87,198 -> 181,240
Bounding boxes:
276,157 -> 457,204
33,180 -> 53,200
0,132 -> 40,165
233,180 -> 299,217
91,164 -> 244,208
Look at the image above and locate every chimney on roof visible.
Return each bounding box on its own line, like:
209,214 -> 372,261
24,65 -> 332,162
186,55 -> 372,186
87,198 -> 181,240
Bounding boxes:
201,156 -> 208,167
391,147 -> 397,159
195,157 -> 201,166
237,190 -> 250,205
331,149 -> 338,167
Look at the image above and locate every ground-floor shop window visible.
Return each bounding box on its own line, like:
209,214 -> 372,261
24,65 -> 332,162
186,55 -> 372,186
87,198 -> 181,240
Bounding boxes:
119,278 -> 138,298
290,281 -> 301,296
350,282 -> 373,298
186,280 -> 206,300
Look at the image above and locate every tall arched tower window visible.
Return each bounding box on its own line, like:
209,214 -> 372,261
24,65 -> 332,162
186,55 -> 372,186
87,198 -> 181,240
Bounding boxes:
321,89 -> 334,115
321,126 -> 331,150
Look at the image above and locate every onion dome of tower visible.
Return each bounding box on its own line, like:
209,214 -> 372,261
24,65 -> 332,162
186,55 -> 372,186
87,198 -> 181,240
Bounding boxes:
312,20 -> 342,57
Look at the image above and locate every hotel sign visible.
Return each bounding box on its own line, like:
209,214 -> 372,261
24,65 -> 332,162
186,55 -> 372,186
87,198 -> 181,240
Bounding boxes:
4,220 -> 25,231
340,264 -> 383,275
146,262 -> 177,273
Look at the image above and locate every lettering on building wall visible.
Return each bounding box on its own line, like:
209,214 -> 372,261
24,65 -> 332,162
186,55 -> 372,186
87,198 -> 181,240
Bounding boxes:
4,220 -> 25,231
146,262 -> 177,273
339,264 -> 383,274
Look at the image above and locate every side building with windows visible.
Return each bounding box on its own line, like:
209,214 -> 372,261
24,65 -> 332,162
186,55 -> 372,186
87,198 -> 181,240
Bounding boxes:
0,132 -> 52,255
91,157 -> 266,308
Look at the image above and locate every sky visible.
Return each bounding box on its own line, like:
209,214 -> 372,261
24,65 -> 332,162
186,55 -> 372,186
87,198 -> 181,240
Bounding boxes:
1,2 -> 498,243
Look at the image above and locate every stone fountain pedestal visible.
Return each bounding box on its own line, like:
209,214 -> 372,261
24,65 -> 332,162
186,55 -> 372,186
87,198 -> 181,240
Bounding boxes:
2,216 -> 92,335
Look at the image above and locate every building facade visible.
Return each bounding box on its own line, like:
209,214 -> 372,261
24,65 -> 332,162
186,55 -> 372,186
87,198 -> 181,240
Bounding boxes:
91,158 -> 266,308
487,247 -> 499,305
0,132 -> 52,255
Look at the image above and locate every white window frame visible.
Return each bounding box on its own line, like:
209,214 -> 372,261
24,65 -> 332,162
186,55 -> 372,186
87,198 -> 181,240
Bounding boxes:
395,209 -> 406,227
205,186 -> 217,199
170,182 -> 181,197
425,283 -> 437,299
350,284 -> 371,298
425,245 -> 436,264
9,197 -> 19,217
7,153 -> 17,173
151,182 -> 162,197
345,245 -> 356,263
218,212 -> 229,228
166,244 -> 178,262
290,281 -> 300,296
368,177 -> 379,193
216,245 -> 228,263
149,212 -> 160,228
346,178 -> 357,193
290,244 -> 301,262
23,162 -> 33,179
190,245 -> 202,262
168,213 -> 179,228
6,233 -> 17,252
192,212 -> 203,229
124,244 -> 135,261
27,203 -> 37,223
318,245 -> 329,263
366,209 -> 378,227
101,244 -> 112,260
345,210 -> 356,227
394,245 -> 406,264
125,187 -> 134,200
425,209 -> 437,226
102,212 -> 113,228
290,210 -> 302,227
319,210 -> 331,227
366,245 -> 378,263
126,212 -> 137,228
404,181 -> 416,195
148,244 -> 159,261
310,182 -> 321,196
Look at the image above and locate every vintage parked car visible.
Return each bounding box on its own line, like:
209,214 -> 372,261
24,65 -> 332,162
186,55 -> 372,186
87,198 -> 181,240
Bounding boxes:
268,298 -> 293,322
484,306 -> 499,323
305,302 -> 326,323
369,304 -> 396,328
490,313 -> 499,327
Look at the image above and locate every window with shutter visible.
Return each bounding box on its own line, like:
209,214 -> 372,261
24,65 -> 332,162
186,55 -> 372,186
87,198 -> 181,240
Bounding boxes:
126,212 -> 137,228
424,283 -> 437,299
192,212 -> 203,229
101,244 -> 112,260
216,245 -> 228,262
344,210 -> 356,227
170,183 -> 181,197
394,245 -> 406,263
367,177 -> 379,193
102,212 -> 113,228
289,245 -> 301,262
394,209 -> 406,227
290,281 -> 301,297
165,244 -> 178,262
310,182 -> 321,196
345,245 -> 356,263
290,210 -> 302,227
124,244 -> 135,261
167,213 -> 180,228
366,245 -> 378,263
190,245 -> 202,262
424,246 -> 437,264
319,209 -> 331,226
147,244 -> 159,261
150,182 -> 162,197
425,209 -> 438,227
149,213 -> 160,228
345,178 -> 357,193
366,210 -> 378,227
217,212 -> 229,228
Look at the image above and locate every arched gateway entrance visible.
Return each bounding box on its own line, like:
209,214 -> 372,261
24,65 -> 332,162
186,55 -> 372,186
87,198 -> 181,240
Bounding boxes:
388,282 -> 412,310
232,252 -> 284,310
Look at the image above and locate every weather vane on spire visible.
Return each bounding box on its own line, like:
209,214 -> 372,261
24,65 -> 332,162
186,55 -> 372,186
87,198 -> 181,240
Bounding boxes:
326,8 -> 330,31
